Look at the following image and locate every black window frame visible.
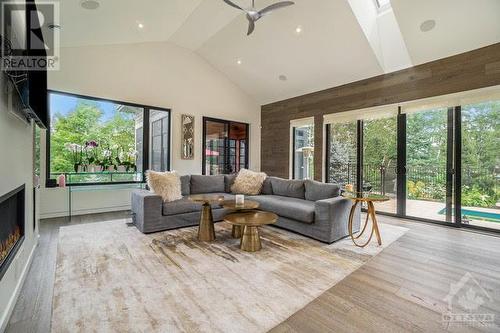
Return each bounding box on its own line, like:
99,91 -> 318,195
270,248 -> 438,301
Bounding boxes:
202,117 -> 249,175
46,90 -> 171,187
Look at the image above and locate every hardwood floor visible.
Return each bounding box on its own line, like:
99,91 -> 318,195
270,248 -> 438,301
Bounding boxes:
5,212 -> 500,332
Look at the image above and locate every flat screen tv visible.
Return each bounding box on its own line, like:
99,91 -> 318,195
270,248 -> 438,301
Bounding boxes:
1,0 -> 48,128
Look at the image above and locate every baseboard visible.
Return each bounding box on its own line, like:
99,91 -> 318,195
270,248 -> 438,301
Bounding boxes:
40,205 -> 131,219
0,234 -> 39,333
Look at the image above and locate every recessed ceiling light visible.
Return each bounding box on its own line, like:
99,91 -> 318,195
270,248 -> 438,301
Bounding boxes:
138,23 -> 144,29
295,25 -> 303,34
80,0 -> 100,10
420,19 -> 436,32
237,59 -> 242,65
279,75 -> 288,81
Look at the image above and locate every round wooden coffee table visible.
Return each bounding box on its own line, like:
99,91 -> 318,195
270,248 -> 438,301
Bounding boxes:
224,211 -> 278,252
221,200 -> 260,238
342,191 -> 389,248
189,194 -> 225,242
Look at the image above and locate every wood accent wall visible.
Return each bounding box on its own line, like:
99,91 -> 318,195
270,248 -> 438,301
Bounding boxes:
261,43 -> 500,180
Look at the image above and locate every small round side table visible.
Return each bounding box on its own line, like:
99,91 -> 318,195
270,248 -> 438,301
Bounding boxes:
221,200 -> 260,238
188,194 -> 225,242
342,191 -> 390,248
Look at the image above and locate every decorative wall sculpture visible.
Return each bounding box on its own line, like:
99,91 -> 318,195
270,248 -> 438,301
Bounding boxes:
181,114 -> 195,160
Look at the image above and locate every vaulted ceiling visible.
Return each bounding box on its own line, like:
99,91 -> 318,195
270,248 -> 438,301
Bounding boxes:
52,0 -> 500,104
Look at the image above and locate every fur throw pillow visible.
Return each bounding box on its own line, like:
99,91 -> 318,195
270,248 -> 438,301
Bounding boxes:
146,170 -> 183,202
231,169 -> 267,195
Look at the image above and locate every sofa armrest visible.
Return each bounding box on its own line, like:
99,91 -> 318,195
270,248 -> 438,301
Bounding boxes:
314,196 -> 361,242
131,189 -> 163,233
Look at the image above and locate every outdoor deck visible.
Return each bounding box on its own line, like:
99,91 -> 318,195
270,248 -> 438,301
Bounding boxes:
376,198 -> 500,230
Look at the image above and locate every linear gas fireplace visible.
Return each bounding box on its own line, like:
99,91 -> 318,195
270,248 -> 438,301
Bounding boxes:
0,185 -> 25,280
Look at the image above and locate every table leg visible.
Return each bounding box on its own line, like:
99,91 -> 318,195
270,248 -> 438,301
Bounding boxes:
198,203 -> 215,241
240,226 -> 261,252
232,225 -> 243,238
368,202 -> 382,246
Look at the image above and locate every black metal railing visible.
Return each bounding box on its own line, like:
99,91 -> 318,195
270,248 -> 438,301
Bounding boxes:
328,163 -> 498,199
50,171 -> 142,185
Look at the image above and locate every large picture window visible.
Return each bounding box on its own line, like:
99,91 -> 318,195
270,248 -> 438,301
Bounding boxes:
47,91 -> 170,185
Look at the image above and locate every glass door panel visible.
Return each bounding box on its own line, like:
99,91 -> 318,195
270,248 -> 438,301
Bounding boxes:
461,101 -> 500,230
406,108 -> 454,222
326,122 -> 357,189
293,125 -> 314,180
149,109 -> 170,172
204,119 -> 228,175
363,116 -> 398,214
203,119 -> 249,175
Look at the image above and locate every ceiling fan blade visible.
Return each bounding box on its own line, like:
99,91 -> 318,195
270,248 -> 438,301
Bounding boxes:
223,0 -> 244,11
247,19 -> 256,35
258,1 -> 295,16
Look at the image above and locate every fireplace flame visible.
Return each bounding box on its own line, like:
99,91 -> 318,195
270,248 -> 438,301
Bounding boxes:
0,226 -> 21,264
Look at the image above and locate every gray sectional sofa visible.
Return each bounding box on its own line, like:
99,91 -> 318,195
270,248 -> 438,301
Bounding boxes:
131,174 -> 360,243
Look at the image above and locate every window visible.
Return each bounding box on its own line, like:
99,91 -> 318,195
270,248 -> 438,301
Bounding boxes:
149,110 -> 170,172
47,91 -> 170,185
291,119 -> 314,180
203,118 -> 249,175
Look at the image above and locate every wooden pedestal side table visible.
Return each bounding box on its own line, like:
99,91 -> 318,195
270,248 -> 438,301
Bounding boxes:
224,211 -> 278,252
221,200 -> 260,238
342,191 -> 390,248
189,194 -> 225,242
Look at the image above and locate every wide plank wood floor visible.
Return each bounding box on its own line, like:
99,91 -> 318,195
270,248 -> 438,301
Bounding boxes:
5,212 -> 500,332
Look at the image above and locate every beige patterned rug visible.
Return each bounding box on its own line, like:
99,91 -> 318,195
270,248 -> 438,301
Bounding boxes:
51,220 -> 408,333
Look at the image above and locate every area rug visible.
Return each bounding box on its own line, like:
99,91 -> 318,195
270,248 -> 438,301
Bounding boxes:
51,220 -> 408,333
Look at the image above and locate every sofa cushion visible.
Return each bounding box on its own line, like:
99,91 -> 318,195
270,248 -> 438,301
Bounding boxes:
248,195 -> 315,223
231,169 -> 267,195
162,193 -> 235,216
261,177 -> 273,195
146,170 -> 182,202
270,177 -> 305,199
162,198 -> 201,216
304,180 -> 340,201
190,175 -> 225,194
224,174 -> 237,193
180,175 -> 191,196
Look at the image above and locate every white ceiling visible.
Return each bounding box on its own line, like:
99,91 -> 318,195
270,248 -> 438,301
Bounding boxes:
52,0 -> 500,104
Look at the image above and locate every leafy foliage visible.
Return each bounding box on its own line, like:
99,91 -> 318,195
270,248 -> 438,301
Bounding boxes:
50,101 -> 139,173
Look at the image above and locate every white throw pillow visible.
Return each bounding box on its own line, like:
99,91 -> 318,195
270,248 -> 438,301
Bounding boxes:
231,169 -> 267,195
146,170 -> 183,202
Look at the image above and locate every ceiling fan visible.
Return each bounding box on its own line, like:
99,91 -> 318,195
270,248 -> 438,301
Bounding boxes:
223,0 -> 295,35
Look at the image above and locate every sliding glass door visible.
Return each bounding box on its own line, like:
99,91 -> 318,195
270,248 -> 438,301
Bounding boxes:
203,118 -> 249,175
326,121 -> 357,188
461,101 -> 499,230
363,116 -> 398,214
404,108 -> 455,223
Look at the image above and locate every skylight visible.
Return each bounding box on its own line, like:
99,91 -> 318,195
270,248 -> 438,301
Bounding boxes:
374,0 -> 391,12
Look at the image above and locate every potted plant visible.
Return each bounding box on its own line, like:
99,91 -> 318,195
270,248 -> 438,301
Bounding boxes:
84,140 -> 99,172
65,143 -> 83,173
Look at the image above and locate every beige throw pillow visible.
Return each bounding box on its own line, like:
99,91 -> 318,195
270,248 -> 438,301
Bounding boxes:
231,169 -> 267,195
146,170 -> 183,202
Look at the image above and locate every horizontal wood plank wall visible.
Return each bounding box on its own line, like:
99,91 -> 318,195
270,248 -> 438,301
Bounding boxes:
261,43 -> 500,180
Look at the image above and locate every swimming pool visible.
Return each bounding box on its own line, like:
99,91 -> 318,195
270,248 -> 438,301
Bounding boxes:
438,208 -> 500,223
